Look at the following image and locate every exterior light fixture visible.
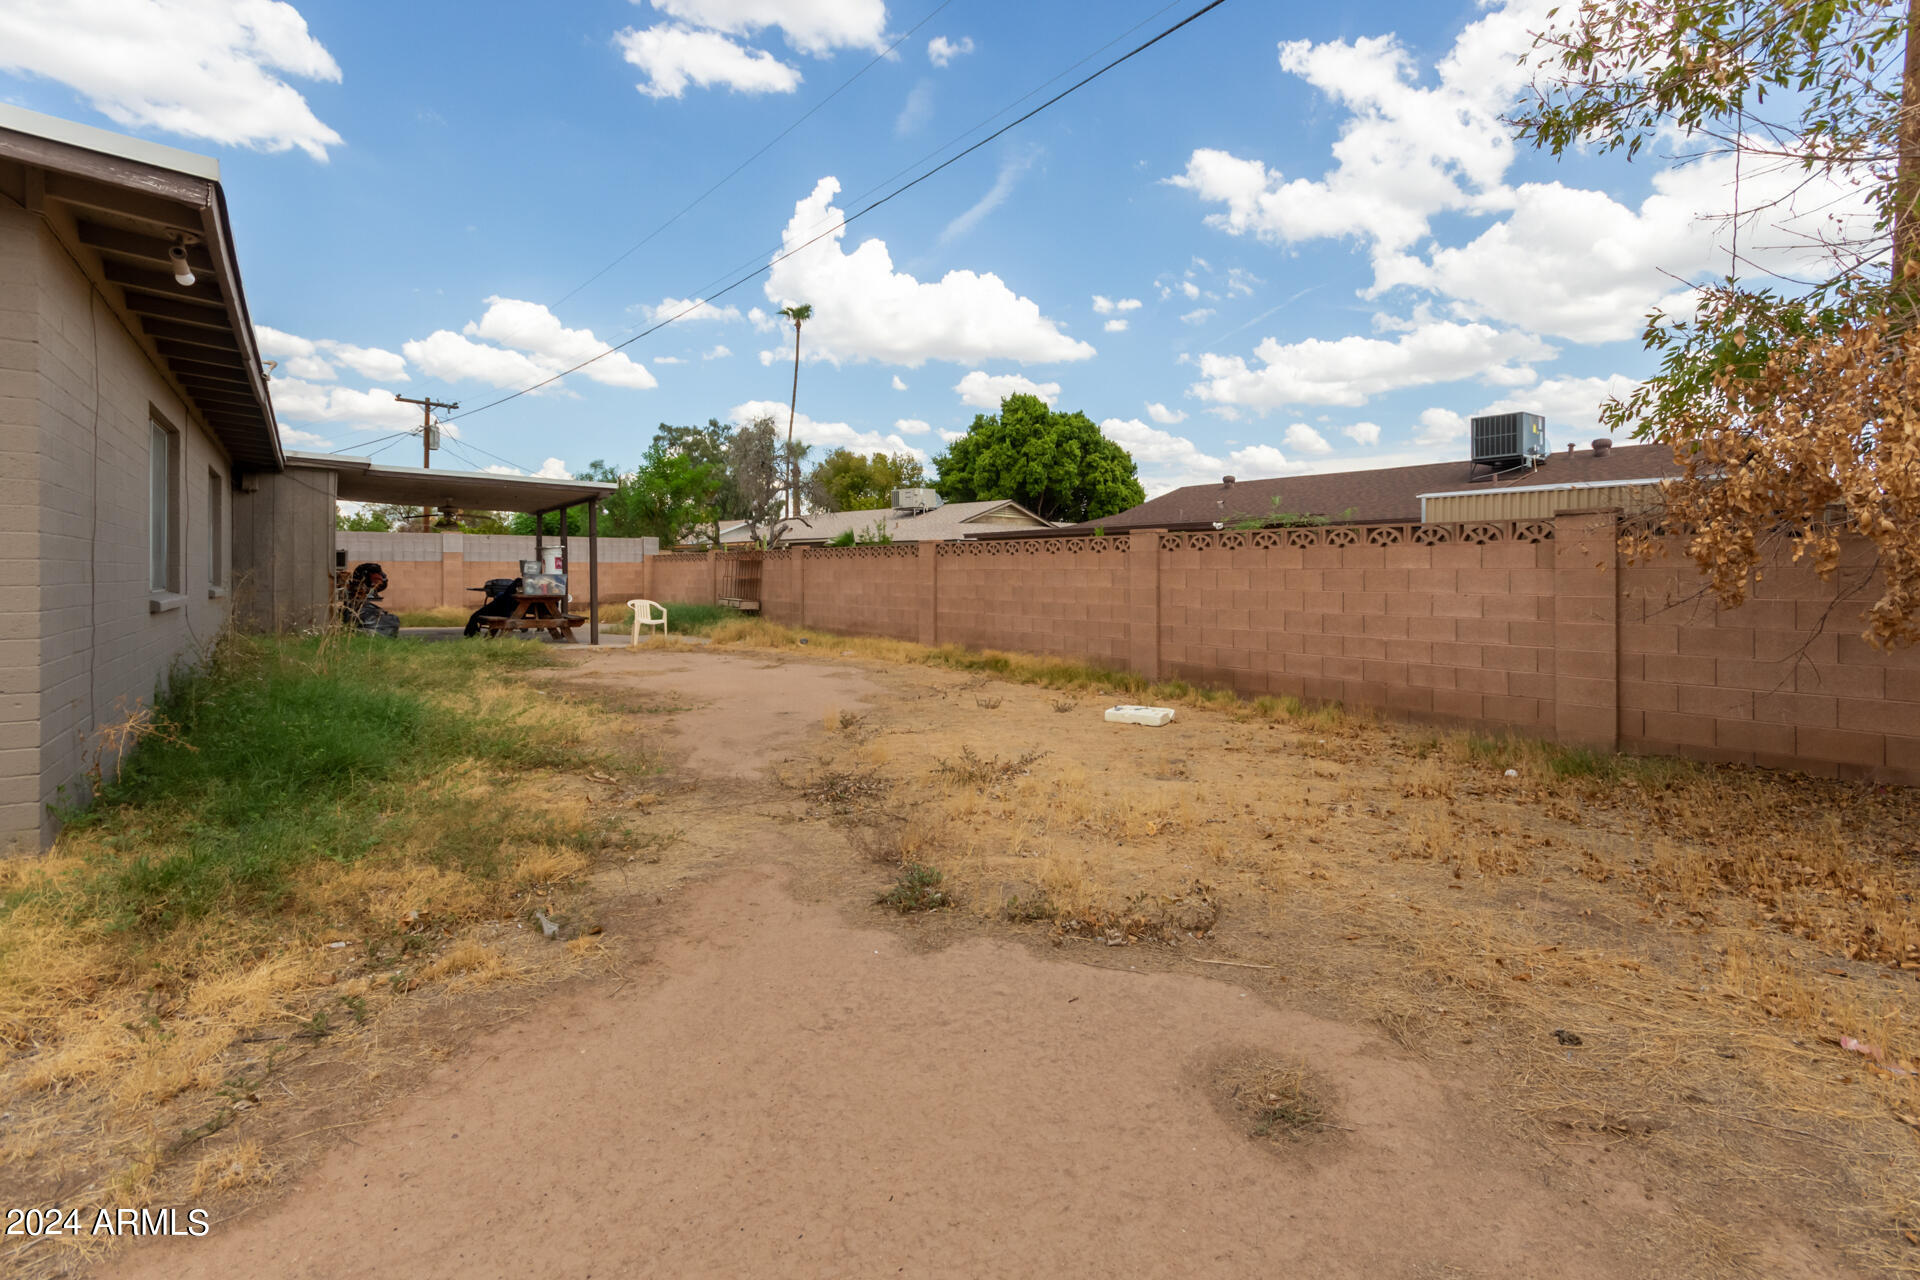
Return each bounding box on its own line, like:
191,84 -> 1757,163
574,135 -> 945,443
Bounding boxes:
168,240 -> 195,286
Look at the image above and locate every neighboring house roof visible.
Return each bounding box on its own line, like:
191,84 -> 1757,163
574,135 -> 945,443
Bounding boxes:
1046,442 -> 1680,533
0,104 -> 281,470
718,499 -> 1053,544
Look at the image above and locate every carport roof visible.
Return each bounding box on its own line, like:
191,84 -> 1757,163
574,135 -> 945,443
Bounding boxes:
286,452 -> 615,513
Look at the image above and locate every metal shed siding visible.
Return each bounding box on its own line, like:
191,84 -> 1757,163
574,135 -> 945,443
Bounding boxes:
1422,481 -> 1663,523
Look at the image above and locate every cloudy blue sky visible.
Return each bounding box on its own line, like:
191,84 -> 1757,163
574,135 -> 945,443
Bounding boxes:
0,0 -> 1846,494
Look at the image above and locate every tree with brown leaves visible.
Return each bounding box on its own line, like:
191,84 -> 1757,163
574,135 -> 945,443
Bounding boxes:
1513,0 -> 1919,646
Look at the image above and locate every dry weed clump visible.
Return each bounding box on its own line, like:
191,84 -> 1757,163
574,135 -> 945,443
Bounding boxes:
1210,1051 -> 1333,1144
797,767 -> 890,813
933,746 -> 1047,788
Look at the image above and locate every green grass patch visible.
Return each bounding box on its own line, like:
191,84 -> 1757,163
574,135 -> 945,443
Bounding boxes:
877,864 -> 951,913
652,601 -> 745,636
27,634 -> 597,936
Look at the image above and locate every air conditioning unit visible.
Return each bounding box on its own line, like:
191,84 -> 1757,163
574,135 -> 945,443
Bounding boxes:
1470,412 -> 1546,466
892,487 -> 942,512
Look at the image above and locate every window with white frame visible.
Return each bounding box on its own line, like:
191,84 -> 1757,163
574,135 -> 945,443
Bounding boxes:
149,416 -> 179,593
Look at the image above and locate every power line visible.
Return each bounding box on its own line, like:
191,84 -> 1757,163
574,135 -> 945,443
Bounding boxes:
445,434 -> 538,475
328,429 -> 412,454
548,0 -> 957,313
450,0 -> 1230,423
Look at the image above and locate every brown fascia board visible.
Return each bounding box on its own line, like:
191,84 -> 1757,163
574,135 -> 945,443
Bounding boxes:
0,112 -> 282,473
201,181 -> 282,471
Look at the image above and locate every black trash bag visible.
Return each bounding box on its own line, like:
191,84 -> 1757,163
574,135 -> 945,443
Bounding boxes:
343,562 -> 401,638
464,577 -> 524,637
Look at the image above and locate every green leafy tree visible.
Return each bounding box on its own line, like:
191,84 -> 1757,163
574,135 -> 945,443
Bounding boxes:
619,438 -> 723,546
336,505 -> 391,532
807,449 -> 927,511
1512,0 -> 1920,644
931,394 -> 1145,524
506,461 -> 617,537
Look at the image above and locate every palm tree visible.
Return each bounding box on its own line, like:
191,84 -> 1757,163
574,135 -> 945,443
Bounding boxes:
779,303 -> 811,517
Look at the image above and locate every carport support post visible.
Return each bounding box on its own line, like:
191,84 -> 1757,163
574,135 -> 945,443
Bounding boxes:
587,499 -> 600,646
559,504 -> 570,577
534,510 -> 544,560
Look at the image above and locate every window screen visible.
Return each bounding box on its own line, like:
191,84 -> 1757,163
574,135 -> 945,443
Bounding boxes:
208,469 -> 224,586
150,419 -> 176,592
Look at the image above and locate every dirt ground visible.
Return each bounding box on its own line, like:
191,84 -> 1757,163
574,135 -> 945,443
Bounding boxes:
83,643 -> 1920,1279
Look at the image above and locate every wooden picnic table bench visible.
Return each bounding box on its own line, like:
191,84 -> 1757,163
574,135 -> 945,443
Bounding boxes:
474,593 -> 587,642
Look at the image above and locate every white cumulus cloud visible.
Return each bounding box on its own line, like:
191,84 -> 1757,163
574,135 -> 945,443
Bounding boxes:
891,374 -> 908,391
1283,422 -> 1333,455
617,24 -> 801,98
1166,4 -> 1538,258
269,379 -> 419,432
652,0 -> 888,57
1190,319 -> 1553,411
894,418 -> 931,435
277,425 -> 333,450
1343,422 -> 1382,446
704,344 -> 732,360
1103,319 -> 1129,333
765,177 -> 1095,367
403,297 -> 657,392
1229,444 -> 1291,476
1146,402 -> 1187,425
1101,417 -> 1227,496
928,35 -> 974,66
730,399 -> 928,460
1091,295 -> 1142,314
318,340 -> 407,382
0,0 -> 344,160
956,371 -> 1060,410
257,326 -> 409,384
642,296 -> 744,324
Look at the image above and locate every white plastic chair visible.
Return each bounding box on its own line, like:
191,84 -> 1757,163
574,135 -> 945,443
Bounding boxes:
628,599 -> 668,643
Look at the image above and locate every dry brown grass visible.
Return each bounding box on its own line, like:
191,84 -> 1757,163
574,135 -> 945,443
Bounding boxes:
0,641 -> 649,1273
734,634 -> 1920,1277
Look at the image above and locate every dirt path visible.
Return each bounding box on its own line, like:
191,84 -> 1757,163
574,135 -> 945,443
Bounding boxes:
108,857 -> 1662,1279
93,648 -> 1700,1278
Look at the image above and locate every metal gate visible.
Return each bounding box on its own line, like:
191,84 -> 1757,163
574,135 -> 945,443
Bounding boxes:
717,553 -> 762,612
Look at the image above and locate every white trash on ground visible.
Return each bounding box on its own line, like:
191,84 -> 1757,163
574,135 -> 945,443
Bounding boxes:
1105,705 -> 1177,726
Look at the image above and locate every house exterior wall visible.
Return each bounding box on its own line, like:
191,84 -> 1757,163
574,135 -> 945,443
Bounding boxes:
1,197 -> 235,850
641,518 -> 1920,784
232,463 -> 337,632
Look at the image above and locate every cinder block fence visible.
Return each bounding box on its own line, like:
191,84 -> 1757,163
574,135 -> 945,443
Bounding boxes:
640,512 -> 1919,785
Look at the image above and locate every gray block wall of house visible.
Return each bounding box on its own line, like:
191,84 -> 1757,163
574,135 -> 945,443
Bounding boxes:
233,463 -> 339,632
0,192 -> 235,851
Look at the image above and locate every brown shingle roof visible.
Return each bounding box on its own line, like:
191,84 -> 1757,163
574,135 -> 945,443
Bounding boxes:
719,499 -> 1053,544
1054,444 -> 1680,532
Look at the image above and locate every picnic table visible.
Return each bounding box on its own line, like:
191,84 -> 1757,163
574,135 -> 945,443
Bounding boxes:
473,593 -> 587,642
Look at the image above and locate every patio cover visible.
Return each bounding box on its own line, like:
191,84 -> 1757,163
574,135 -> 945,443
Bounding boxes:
288,452 -> 618,643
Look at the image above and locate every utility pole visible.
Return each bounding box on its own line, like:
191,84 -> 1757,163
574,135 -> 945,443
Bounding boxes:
395,395 -> 458,531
